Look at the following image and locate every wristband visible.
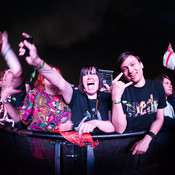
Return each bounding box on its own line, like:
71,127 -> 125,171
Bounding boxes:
30,61 -> 45,82
3,46 -> 11,57
112,101 -> 121,104
37,61 -> 45,71
146,131 -> 156,139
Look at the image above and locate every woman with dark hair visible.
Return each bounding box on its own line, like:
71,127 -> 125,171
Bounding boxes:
155,74 -> 175,128
12,32 -> 115,137
70,65 -> 115,136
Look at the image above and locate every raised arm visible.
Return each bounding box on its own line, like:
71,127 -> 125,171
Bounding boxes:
19,33 -> 73,104
0,31 -> 22,77
111,73 -> 133,133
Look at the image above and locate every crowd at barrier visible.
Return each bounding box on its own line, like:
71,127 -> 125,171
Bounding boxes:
0,30 -> 175,175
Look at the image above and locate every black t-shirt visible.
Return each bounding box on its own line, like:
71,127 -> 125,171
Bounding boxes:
69,89 -> 112,129
121,79 -> 166,131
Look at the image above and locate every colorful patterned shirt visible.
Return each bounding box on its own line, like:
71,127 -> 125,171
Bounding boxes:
18,88 -> 71,132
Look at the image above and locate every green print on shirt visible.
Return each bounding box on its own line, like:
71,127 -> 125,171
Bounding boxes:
123,94 -> 158,118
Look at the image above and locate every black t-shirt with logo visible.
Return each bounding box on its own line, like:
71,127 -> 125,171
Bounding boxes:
121,79 -> 166,131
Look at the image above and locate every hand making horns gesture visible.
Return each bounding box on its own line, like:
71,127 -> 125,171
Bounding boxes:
111,72 -> 133,102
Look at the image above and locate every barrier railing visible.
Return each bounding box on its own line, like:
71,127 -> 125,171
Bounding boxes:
0,125 -> 174,175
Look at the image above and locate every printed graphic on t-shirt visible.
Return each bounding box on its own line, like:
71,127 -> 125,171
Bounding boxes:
123,94 -> 158,118
89,108 -> 102,120
74,109 -> 102,131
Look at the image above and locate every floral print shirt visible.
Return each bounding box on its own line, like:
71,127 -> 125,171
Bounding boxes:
18,88 -> 71,132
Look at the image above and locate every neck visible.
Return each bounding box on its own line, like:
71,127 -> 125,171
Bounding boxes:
133,76 -> 146,88
86,93 -> 98,99
44,86 -> 58,96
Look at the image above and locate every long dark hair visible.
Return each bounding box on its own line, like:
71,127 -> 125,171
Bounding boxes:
78,65 -> 103,94
155,74 -> 175,99
155,74 -> 171,84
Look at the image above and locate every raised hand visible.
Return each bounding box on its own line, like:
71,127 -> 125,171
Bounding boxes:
1,70 -> 23,101
19,33 -> 42,68
111,72 -> 133,101
0,31 -> 22,77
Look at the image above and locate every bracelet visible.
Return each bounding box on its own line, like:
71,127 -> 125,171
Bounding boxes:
37,61 -> 45,71
30,61 -> 45,83
3,46 -> 11,57
112,101 -> 121,104
146,131 -> 156,139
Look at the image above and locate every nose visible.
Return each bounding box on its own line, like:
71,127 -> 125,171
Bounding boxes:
128,66 -> 133,73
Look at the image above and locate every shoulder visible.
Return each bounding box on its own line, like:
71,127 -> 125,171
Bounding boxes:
30,88 -> 39,93
69,89 -> 85,105
146,79 -> 161,86
72,89 -> 83,97
28,88 -> 43,96
146,79 -> 164,90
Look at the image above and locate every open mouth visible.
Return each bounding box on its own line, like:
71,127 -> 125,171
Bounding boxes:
86,82 -> 96,90
87,82 -> 94,86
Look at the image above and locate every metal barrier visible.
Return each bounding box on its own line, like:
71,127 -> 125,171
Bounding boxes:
0,125 -> 174,175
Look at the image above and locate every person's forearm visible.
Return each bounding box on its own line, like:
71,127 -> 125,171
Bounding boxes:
137,117 -> 163,153
20,35 -> 73,104
3,102 -> 20,123
96,120 -> 115,133
1,44 -> 22,77
112,103 -> 127,133
1,89 -> 21,123
148,108 -> 164,135
37,60 -> 73,103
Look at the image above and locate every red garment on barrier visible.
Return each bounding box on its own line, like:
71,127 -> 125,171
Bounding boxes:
54,130 -> 99,147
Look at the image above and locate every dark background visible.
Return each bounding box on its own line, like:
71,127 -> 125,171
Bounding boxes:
1,0 -> 175,86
